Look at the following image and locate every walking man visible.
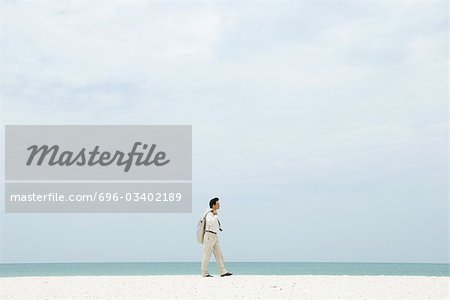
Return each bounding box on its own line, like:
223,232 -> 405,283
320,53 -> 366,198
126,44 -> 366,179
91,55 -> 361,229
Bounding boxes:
201,197 -> 233,277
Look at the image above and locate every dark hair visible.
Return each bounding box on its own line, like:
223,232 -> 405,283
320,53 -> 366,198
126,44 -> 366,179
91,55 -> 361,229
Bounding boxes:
209,197 -> 219,208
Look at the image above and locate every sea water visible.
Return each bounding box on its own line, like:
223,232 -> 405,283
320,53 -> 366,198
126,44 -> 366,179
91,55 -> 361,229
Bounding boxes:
1,262 -> 448,277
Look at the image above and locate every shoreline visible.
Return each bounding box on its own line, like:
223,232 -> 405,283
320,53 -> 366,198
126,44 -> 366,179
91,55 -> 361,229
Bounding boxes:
1,274 -> 448,299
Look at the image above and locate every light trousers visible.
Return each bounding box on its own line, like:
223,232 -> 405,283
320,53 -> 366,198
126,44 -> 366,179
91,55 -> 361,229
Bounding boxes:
201,231 -> 228,276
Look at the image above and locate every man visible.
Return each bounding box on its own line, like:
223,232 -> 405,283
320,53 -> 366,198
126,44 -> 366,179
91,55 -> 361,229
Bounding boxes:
200,197 -> 233,277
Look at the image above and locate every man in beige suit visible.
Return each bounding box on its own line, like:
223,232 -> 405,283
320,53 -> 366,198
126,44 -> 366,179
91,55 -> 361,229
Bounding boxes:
201,197 -> 233,277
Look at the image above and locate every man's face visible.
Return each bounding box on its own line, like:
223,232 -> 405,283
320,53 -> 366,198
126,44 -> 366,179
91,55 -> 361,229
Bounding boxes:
213,201 -> 220,210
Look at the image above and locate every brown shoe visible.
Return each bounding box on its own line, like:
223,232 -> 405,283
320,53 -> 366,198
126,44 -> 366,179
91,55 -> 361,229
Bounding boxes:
203,274 -> 213,277
220,272 -> 233,277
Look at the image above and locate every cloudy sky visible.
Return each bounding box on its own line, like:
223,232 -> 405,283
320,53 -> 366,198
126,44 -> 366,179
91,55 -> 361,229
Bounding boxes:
0,0 -> 448,263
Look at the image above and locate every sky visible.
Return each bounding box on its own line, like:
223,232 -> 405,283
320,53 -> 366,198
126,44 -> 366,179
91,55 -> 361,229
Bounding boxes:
0,0 -> 448,263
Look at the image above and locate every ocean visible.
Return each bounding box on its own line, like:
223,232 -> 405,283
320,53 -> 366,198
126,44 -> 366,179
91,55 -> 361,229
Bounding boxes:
1,262 -> 448,277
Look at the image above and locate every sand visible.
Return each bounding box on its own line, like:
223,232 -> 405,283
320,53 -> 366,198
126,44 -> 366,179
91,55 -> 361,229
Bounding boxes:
1,275 -> 448,300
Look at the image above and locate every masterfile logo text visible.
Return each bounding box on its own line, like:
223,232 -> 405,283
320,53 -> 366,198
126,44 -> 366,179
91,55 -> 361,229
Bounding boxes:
26,142 -> 171,172
5,125 -> 192,213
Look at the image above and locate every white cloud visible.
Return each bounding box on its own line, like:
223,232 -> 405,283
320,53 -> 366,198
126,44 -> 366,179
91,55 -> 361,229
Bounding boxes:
0,2 -> 226,87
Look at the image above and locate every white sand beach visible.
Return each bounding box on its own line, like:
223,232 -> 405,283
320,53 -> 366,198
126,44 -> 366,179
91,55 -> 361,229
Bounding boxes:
1,275 -> 448,300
